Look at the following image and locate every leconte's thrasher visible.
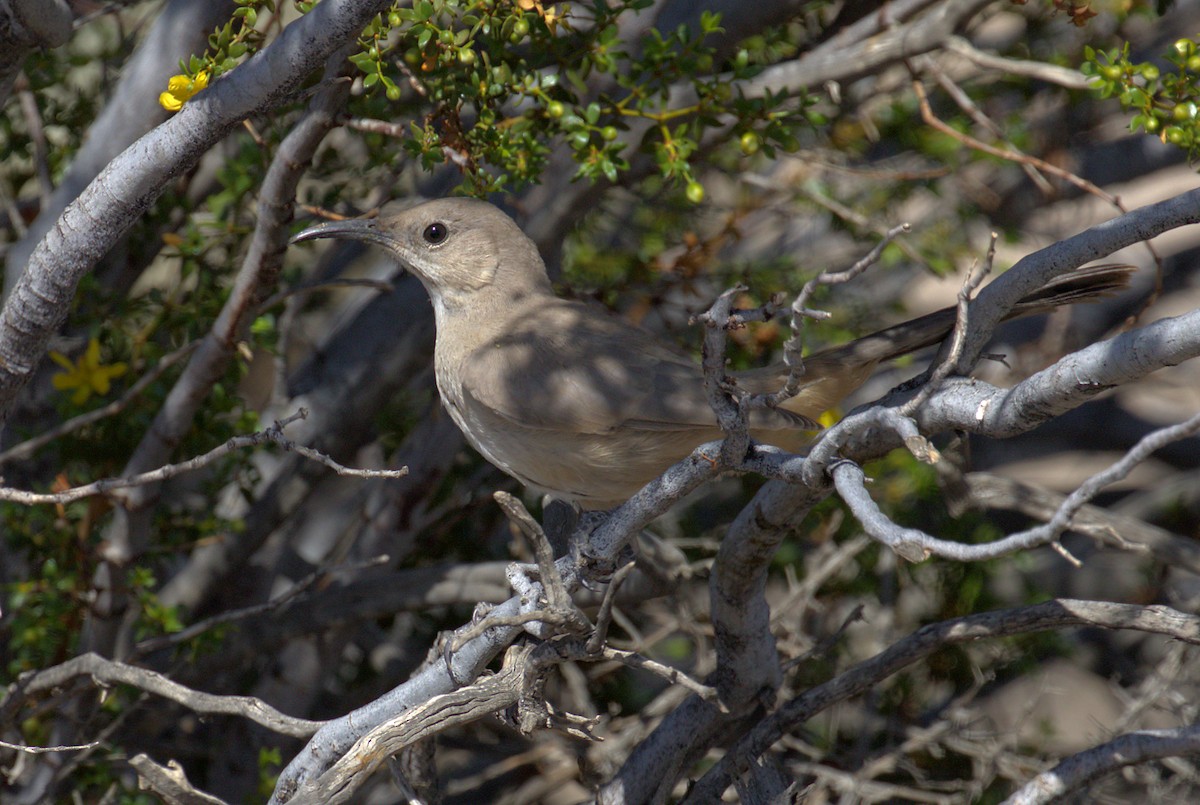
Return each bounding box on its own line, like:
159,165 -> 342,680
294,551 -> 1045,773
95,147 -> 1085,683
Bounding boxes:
293,198 -> 1130,509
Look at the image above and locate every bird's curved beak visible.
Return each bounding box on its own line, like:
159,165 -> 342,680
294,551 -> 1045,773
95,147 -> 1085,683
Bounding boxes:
291,217 -> 392,248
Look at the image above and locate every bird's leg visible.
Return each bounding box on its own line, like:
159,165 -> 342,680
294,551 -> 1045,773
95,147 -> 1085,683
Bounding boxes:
542,497 -> 580,557
495,492 -> 592,637
570,509 -> 638,591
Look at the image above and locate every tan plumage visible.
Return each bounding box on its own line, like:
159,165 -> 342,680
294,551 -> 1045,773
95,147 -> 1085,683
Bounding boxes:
294,198 -> 1131,509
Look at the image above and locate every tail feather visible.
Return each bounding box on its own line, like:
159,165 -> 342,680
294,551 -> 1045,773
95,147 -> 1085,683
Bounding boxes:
808,262 -> 1134,368
735,263 -> 1134,425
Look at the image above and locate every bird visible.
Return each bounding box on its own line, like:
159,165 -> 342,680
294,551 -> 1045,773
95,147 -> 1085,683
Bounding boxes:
292,198 -> 1130,509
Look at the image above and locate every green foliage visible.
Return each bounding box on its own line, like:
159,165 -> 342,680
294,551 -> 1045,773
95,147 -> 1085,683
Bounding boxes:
131,567 -> 183,640
1084,37 -> 1200,160
0,23 -> 126,200
3,548 -> 84,678
187,0 -> 276,77
331,1 -> 816,196
258,747 -> 284,798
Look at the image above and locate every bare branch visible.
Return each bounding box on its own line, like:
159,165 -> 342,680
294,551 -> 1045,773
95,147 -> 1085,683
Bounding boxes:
1003,723 -> 1200,805
768,222 -> 912,410
279,645 -> 535,805
129,754 -> 230,805
955,471 -> 1200,574
132,554 -> 390,657
833,407 -> 1200,562
0,409 -> 407,505
0,738 -> 100,754
724,0 -> 994,101
897,233 -> 995,418
944,35 -> 1091,90
3,653 -> 322,738
685,599 -> 1200,802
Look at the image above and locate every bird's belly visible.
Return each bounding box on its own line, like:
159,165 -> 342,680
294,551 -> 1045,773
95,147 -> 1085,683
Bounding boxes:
438,373 -> 812,509
444,395 -> 712,509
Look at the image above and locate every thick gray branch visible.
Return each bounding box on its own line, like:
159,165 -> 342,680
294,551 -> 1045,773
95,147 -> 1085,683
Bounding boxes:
3,0 -> 235,291
1003,723 -> 1200,805
0,0 -> 393,427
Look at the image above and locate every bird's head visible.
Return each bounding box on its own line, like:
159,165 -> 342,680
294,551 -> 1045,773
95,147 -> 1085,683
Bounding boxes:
292,198 -> 552,311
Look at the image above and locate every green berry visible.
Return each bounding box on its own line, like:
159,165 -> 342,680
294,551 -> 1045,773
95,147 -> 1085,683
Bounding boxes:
1141,64 -> 1160,81
601,125 -> 618,141
512,18 -> 530,38
1100,65 -> 1123,81
739,131 -> 760,155
546,100 -> 565,119
685,181 -> 704,204
386,85 -> 401,101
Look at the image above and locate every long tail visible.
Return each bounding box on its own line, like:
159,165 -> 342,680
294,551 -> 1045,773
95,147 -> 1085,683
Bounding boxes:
739,263 -> 1134,424
810,263 -> 1133,367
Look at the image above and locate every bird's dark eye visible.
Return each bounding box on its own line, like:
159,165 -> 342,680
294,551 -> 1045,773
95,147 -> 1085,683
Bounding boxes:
423,222 -> 448,245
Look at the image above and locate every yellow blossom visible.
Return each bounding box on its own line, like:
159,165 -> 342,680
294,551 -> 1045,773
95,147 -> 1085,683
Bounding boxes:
50,339 -> 128,405
817,408 -> 841,429
159,70 -> 209,112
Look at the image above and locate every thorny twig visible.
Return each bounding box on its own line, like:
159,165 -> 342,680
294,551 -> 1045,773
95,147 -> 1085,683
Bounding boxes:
767,222 -> 912,410
898,232 -> 997,419
0,409 -> 407,505
833,407 -> 1200,563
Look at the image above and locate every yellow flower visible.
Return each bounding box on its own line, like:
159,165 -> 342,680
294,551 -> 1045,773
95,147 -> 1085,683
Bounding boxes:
50,339 -> 128,405
817,408 -> 841,429
159,70 -> 209,112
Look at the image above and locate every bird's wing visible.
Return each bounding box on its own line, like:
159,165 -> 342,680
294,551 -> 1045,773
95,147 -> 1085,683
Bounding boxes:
457,300 -> 810,435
